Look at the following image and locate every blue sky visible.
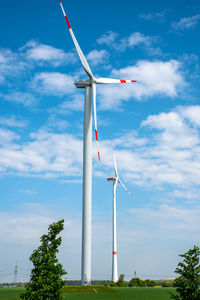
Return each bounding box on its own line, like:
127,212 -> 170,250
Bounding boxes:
0,0 -> 200,282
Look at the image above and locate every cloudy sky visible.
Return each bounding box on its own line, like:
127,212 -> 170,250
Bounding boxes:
0,0 -> 200,282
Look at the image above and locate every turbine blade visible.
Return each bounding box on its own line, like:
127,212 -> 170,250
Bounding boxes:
58,0 -> 94,79
92,82 -> 100,162
95,78 -> 136,84
107,178 -> 115,181
113,142 -> 118,178
118,178 -> 132,196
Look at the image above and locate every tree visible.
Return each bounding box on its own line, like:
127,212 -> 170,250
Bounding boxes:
117,274 -> 128,287
171,245 -> 200,300
162,281 -> 173,287
145,279 -> 155,287
109,281 -> 117,287
20,219 -> 67,300
128,277 -> 138,287
128,277 -> 145,287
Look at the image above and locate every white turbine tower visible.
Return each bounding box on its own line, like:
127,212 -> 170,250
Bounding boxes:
58,0 -> 136,286
107,143 -> 131,282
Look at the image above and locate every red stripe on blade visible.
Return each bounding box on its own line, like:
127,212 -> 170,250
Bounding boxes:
65,16 -> 71,29
59,0 -> 61,2
95,129 -> 98,141
107,178 -> 115,181
120,80 -> 126,83
98,151 -> 100,162
131,80 -> 136,82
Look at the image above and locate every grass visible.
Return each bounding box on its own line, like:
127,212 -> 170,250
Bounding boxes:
0,287 -> 24,300
63,287 -> 177,300
63,286 -> 119,293
0,286 -> 177,300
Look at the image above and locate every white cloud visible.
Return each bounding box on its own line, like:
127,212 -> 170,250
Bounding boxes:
128,32 -> 152,47
0,49 -> 14,71
44,114 -> 69,130
96,31 -> 159,54
0,212 -> 54,246
127,33 -> 161,56
179,105 -> 200,126
96,31 -> 119,46
22,40 -> 76,66
113,60 -> 183,97
172,14 -> 200,30
0,129 -> 82,177
97,31 -> 156,51
0,116 -> 27,128
129,204 -> 200,239
19,189 -> 38,197
31,72 -> 75,96
0,42 -> 78,108
0,52 -> 7,64
0,49 -> 16,69
142,109 -> 199,149
56,94 -> 84,114
95,105 -> 200,193
0,48 -> 27,83
0,128 -> 20,146
2,92 -> 37,107
99,60 -> 184,109
0,105 -> 200,196
87,49 -> 109,66
139,10 -> 171,23
170,189 -> 200,201
115,130 -> 148,148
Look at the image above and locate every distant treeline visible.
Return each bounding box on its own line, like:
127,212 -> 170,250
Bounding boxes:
64,274 -> 174,288
0,277 -> 174,288
0,282 -> 25,287
104,274 -> 174,288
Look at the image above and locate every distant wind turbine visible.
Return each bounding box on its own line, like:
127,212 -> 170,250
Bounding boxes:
107,143 -> 131,282
58,0 -> 136,286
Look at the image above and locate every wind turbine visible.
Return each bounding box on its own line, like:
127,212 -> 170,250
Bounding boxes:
107,143 -> 131,282
58,0 -> 136,286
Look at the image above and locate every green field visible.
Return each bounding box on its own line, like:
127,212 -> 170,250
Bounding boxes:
0,287 -> 177,300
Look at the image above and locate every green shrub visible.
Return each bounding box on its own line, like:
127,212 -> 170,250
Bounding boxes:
110,281 -> 117,287
162,282 -> 173,287
117,274 -> 128,287
129,277 -> 148,287
145,279 -> 155,287
104,281 -> 110,287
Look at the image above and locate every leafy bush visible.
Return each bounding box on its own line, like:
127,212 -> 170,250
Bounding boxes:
129,277 -> 144,287
117,274 -> 128,287
162,281 -> 173,287
104,281 -> 110,287
110,281 -> 117,287
145,279 -> 155,287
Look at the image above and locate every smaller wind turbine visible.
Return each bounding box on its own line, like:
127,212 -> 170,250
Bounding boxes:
107,143 -> 131,282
